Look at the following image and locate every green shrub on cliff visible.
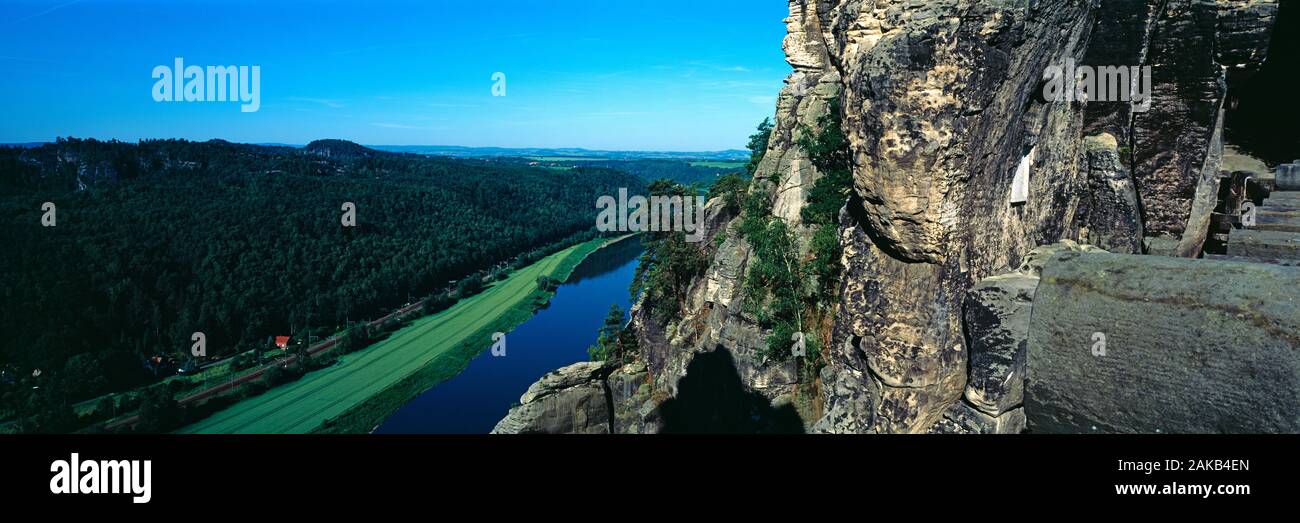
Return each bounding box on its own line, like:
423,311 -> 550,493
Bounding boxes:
588,304 -> 637,364
629,180 -> 711,324
745,118 -> 774,177
737,98 -> 852,377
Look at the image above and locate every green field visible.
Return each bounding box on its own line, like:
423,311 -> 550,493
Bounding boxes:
689,161 -> 746,169
526,156 -> 604,162
176,238 -> 608,434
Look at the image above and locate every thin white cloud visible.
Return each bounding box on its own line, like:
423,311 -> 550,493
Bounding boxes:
684,61 -> 758,74
0,56 -> 57,63
584,111 -> 652,118
372,122 -> 444,131
328,43 -> 422,56
6,0 -> 83,26
700,80 -> 778,90
288,97 -> 346,109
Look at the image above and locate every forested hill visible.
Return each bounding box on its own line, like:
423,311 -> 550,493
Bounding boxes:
491,157 -> 746,189
303,139 -> 387,159
566,159 -> 742,187
0,138 -> 644,401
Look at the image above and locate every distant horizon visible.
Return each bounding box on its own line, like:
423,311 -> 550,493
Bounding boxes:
1,137 -> 751,155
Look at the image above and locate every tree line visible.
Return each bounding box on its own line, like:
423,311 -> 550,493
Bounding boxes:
0,138 -> 644,418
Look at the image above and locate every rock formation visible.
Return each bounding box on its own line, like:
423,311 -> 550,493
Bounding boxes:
492,361 -> 661,434
817,0 -> 1100,433
624,1 -> 846,428
1026,248 -> 1300,433
1081,133 -> 1143,253
813,0 -> 1277,434
491,362 -> 614,434
496,0 -> 1288,435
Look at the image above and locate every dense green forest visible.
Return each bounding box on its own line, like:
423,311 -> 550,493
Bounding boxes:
0,138 -> 643,406
502,158 -> 743,188
578,159 -> 742,187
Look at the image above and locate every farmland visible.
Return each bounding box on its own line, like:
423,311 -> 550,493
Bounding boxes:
177,238 -> 609,434
688,161 -> 746,169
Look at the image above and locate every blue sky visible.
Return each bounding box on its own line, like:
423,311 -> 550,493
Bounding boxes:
0,0 -> 790,151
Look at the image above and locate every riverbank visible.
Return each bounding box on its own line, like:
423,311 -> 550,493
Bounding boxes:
178,236 -> 629,434
375,234 -> 644,433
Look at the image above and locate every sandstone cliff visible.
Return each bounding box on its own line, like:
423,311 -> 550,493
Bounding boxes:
497,0 -> 1282,434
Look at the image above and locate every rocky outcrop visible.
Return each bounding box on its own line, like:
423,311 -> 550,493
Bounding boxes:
961,273 -> 1034,421
1081,133 -> 1143,254
625,0 -> 846,431
501,0 -> 1283,434
629,198 -> 803,425
1082,0 -> 1278,256
1026,250 -> 1300,433
817,0 -> 1098,433
928,242 -> 1105,434
492,360 -> 663,435
1131,1 -> 1228,256
653,0 -> 1278,434
816,0 -> 1277,433
491,362 -> 614,434
929,401 -> 1027,435
932,239 -> 1300,434
1216,0 -> 1280,83
1080,0 -> 1162,145
1277,162 -> 1300,191
606,360 -> 662,434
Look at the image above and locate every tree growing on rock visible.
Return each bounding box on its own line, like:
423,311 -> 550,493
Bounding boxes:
745,118 -> 774,177
588,305 -> 637,365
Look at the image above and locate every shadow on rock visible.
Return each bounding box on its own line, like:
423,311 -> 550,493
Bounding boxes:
657,348 -> 804,434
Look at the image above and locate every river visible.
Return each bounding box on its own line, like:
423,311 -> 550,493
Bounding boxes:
374,236 -> 644,433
